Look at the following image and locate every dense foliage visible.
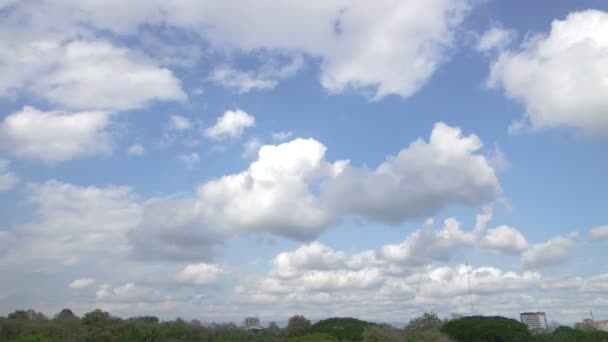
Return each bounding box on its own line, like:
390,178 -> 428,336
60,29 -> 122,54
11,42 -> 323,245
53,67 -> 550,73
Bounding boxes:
310,317 -> 375,341
3,309 -> 608,342
441,315 -> 532,341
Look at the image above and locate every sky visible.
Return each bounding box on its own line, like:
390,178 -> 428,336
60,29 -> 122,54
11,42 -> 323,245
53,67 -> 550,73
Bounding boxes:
0,0 -> 608,326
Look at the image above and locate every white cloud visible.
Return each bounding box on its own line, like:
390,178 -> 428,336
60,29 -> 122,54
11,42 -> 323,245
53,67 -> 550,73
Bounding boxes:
479,225 -> 528,255
168,115 -> 192,131
242,137 -> 262,159
205,110 -> 255,140
473,205 -> 493,234
476,25 -> 515,53
15,0 -> 473,99
381,218 -> 475,265
590,225 -> 608,240
271,242 -> 347,279
271,131 -> 293,142
522,233 -> 579,269
127,144 -> 145,157
197,138 -> 346,240
0,106 -> 112,162
0,159 -> 19,192
210,66 -> 277,93
69,278 -> 95,289
489,10 -> 608,137
96,282 -> 162,303
325,122 -> 501,223
176,263 -> 224,285
0,39 -> 186,111
133,123 -> 501,256
178,152 -> 200,169
210,55 -> 304,93
6,180 -> 141,264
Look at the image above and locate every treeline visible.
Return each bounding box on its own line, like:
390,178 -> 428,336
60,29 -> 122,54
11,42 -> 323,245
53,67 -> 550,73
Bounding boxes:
2,309 -> 608,341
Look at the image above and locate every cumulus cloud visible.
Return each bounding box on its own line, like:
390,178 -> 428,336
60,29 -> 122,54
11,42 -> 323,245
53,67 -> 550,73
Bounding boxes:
476,25 -> 515,53
204,110 -> 255,140
4,0 -> 474,99
522,233 -> 579,269
271,242 -> 348,279
235,237 -> 544,315
325,122 -> 500,223
197,138 -> 346,240
0,39 -> 186,111
479,225 -> 528,255
96,282 -> 162,303
489,10 -> 608,137
176,263 -> 224,285
5,180 -> 141,265
590,225 -> 608,240
210,56 -> 302,93
271,131 -> 293,142
0,106 -> 112,162
381,218 -> 475,265
242,137 -> 262,159
132,123 -> 501,258
127,144 -> 145,157
178,152 -> 200,169
168,115 -> 192,131
0,159 -> 19,192
69,278 -> 95,289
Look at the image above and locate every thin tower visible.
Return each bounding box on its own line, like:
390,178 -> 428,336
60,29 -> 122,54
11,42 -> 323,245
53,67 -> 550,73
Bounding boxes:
465,261 -> 474,315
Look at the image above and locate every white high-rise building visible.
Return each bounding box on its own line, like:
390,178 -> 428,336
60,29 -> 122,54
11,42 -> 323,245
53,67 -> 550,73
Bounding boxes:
520,312 -> 548,333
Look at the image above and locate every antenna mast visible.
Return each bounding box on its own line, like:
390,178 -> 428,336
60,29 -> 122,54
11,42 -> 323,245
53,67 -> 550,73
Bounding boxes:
465,261 -> 474,315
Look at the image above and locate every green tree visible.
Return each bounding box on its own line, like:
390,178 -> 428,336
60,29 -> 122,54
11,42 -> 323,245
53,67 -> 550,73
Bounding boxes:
442,315 -> 531,342
362,324 -> 403,342
54,309 -> 78,321
287,315 -> 311,337
310,317 -> 375,341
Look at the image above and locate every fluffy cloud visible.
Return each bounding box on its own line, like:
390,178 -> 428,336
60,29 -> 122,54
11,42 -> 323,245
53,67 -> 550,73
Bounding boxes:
168,115 -> 192,131
479,225 -> 528,255
0,159 -> 19,192
0,39 -> 186,111
96,282 -> 162,303
176,263 -> 224,285
590,225 -> 608,240
476,25 -> 515,53
178,152 -> 200,169
3,0 -> 473,99
196,138 -> 346,240
205,110 -> 255,140
242,137 -> 262,159
69,278 -> 95,289
326,122 -> 500,223
210,56 -> 302,94
3,180 -> 141,265
235,237 -> 545,318
381,218 -> 475,265
489,10 -> 608,137
133,123 -> 501,257
127,144 -> 145,157
271,242 -> 348,279
128,196 -> 223,261
0,106 -> 112,162
271,131 -> 293,142
521,233 -> 579,269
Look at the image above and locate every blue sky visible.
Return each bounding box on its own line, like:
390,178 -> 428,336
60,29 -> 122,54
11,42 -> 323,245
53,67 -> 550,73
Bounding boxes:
1,0 -> 607,325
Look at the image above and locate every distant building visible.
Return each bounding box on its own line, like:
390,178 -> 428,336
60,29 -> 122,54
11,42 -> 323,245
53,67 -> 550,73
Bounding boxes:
575,319 -> 608,332
242,317 -> 263,331
520,312 -> 548,333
